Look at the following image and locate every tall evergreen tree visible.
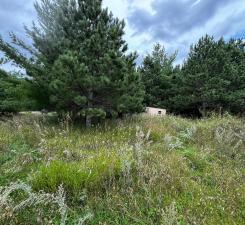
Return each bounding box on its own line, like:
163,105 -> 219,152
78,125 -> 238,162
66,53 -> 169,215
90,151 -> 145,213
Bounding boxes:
173,35 -> 245,116
225,39 -> 245,114
0,69 -> 18,113
141,43 -> 176,109
0,69 -> 38,113
0,0 -> 144,126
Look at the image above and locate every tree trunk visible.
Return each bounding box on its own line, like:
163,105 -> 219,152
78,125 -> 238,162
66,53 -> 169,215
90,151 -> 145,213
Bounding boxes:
86,115 -> 92,128
86,91 -> 93,128
199,103 -> 207,118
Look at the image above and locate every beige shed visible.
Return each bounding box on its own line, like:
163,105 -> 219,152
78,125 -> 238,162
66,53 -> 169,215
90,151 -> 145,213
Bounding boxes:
146,107 -> 167,116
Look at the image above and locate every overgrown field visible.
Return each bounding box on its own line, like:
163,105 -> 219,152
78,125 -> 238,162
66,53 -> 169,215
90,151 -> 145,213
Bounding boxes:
0,114 -> 244,224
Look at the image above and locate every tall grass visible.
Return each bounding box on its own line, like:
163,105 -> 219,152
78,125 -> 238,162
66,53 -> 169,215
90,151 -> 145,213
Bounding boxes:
0,114 -> 244,224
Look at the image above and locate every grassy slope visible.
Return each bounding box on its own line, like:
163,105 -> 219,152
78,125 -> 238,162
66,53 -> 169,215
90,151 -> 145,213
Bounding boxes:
0,114 -> 244,224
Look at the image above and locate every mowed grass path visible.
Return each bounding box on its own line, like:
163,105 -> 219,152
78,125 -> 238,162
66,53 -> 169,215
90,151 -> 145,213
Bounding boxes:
0,114 -> 244,224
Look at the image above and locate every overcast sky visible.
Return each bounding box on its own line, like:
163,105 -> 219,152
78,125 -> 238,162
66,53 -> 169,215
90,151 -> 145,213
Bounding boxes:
0,0 -> 245,70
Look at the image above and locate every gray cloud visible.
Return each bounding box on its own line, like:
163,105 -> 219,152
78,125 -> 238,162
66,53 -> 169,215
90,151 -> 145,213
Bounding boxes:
127,0 -> 245,63
128,0 -> 237,40
0,0 -> 244,68
0,0 -> 37,71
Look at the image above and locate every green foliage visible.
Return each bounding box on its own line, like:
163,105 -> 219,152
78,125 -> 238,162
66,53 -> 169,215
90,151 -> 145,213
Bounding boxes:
1,0 -> 244,119
74,96 -> 87,106
180,147 -> 208,173
0,69 -> 20,112
0,0 -> 144,124
141,43 -> 176,109
32,161 -> 87,194
79,108 -> 106,118
172,35 -> 245,116
140,36 -> 245,116
0,69 -> 40,113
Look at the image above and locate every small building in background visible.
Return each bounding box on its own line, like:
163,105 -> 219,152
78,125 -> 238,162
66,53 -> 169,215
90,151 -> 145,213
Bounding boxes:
146,107 -> 167,117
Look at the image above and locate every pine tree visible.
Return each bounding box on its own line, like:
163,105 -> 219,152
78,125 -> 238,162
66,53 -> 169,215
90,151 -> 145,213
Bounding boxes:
140,43 -> 176,109
225,39 -> 245,114
173,35 -> 245,116
0,70 -> 38,113
0,0 -> 144,126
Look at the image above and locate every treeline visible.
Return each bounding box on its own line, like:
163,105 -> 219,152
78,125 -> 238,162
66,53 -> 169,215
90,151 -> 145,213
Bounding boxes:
0,69 -> 43,113
0,0 -> 244,124
142,37 -> 245,117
